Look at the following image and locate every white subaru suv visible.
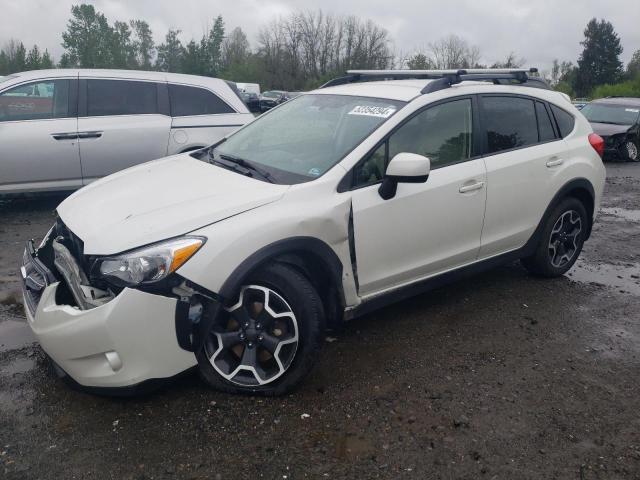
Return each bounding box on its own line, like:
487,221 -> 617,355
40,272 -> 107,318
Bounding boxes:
21,69 -> 606,396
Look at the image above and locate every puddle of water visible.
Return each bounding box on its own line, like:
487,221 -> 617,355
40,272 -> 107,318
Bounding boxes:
566,261 -> 640,295
600,207 -> 640,222
0,319 -> 35,352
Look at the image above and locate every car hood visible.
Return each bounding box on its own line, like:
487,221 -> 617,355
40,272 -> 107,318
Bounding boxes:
589,122 -> 632,137
57,154 -> 288,255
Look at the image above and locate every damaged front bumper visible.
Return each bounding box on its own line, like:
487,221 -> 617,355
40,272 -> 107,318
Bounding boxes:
21,238 -> 199,391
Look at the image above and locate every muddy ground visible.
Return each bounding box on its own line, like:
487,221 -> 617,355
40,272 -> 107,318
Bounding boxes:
1,163 -> 639,480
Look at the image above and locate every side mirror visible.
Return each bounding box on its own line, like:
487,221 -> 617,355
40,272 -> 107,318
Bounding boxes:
378,152 -> 430,200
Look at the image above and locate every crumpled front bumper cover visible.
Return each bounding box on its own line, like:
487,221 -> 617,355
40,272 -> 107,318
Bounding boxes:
24,282 -> 198,390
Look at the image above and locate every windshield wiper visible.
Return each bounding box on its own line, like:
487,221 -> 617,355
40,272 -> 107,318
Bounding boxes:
208,151 -> 275,183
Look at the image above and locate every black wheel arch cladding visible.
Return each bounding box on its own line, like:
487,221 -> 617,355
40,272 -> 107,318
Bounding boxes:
189,237 -> 346,353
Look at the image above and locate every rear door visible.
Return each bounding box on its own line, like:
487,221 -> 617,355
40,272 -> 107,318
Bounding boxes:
0,76 -> 81,193
77,78 -> 171,183
478,95 -> 566,258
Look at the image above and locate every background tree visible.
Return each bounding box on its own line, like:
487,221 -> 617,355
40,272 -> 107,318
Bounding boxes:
156,29 -> 184,72
490,52 -> 525,69
203,15 -> 225,77
405,52 -> 434,69
110,21 -> 136,68
574,18 -> 624,97
627,49 -> 640,79
130,20 -> 155,69
61,4 -> 114,67
25,45 -> 42,70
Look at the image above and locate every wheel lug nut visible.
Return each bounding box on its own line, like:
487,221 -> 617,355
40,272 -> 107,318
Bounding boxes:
247,342 -> 254,348
243,322 -> 249,328
256,323 -> 262,330
239,332 -> 245,340
257,335 -> 263,342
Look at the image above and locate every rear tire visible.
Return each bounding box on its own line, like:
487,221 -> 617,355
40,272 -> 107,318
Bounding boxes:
197,262 -> 324,396
521,197 -> 588,278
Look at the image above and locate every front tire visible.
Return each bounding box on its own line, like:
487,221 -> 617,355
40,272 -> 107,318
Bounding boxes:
521,197 -> 588,278
620,140 -> 639,162
197,262 -> 325,396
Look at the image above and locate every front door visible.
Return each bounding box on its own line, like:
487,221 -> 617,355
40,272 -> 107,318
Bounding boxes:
0,78 -> 81,193
350,97 -> 487,296
77,78 -> 171,183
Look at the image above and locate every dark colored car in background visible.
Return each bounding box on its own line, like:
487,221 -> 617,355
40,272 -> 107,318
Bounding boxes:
259,90 -> 290,112
239,91 -> 260,112
581,97 -> 640,162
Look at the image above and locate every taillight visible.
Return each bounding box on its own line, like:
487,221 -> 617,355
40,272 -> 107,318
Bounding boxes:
588,133 -> 604,158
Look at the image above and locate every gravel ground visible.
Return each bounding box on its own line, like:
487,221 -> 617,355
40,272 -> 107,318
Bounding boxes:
1,162 -> 639,480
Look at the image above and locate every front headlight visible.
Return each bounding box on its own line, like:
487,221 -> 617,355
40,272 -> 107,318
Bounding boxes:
98,236 -> 205,287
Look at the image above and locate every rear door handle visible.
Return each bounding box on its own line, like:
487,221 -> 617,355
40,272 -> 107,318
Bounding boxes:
459,181 -> 485,193
78,131 -> 103,139
546,157 -> 564,167
51,132 -> 78,140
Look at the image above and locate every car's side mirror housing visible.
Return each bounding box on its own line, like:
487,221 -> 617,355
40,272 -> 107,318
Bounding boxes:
378,152 -> 430,200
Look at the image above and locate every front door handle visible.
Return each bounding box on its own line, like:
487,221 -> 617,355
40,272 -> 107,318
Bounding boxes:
546,157 -> 564,167
78,131 -> 103,139
459,181 -> 485,193
51,132 -> 78,140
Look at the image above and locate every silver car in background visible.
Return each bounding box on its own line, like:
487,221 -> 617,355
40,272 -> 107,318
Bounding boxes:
0,70 -> 254,194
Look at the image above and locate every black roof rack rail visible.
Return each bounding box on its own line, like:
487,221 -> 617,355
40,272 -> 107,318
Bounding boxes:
318,68 -> 547,93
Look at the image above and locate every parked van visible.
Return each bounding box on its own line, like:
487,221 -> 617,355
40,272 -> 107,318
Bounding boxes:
0,69 -> 254,194
236,82 -> 260,95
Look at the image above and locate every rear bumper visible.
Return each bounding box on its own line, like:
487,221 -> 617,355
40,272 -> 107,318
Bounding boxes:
24,282 -> 197,389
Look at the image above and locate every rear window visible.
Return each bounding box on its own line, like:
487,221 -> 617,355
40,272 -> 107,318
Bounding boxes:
550,104 -> 575,138
87,79 -> 158,116
482,96 -> 538,154
169,84 -> 235,116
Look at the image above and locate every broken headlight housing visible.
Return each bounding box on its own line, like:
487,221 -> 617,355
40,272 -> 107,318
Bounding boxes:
98,236 -> 205,287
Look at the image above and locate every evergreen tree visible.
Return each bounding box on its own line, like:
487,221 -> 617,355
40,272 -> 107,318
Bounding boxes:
130,20 -> 155,69
25,45 -> 42,70
61,4 -> 114,67
0,51 -> 8,75
111,20 -> 136,68
574,18 -> 623,96
40,50 -> 54,69
627,50 -> 640,79
156,29 -> 184,72
203,15 -> 225,76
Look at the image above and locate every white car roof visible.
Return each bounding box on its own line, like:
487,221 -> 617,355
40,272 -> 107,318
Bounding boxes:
312,79 -> 573,107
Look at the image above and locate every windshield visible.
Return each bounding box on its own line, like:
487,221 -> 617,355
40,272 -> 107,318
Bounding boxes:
262,91 -> 282,98
212,94 -> 404,184
581,103 -> 640,125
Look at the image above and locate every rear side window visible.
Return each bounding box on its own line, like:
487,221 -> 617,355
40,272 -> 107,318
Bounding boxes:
550,104 -> 575,138
87,80 -> 158,117
536,101 -> 556,142
482,96 -> 538,154
0,79 -> 70,122
169,84 -> 235,116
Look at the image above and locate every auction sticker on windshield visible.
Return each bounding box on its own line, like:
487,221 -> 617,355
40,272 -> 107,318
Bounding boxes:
348,105 -> 396,118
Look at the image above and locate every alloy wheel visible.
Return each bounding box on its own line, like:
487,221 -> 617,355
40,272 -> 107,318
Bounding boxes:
548,210 -> 582,268
204,285 -> 299,387
626,141 -> 639,161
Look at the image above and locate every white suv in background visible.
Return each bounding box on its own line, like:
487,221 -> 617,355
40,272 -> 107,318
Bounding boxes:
0,69 -> 253,194
21,69 -> 606,396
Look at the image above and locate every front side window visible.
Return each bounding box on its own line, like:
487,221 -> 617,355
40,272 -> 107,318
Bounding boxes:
169,84 -> 234,116
211,94 -> 404,184
483,96 -> 538,154
87,79 -> 158,117
388,99 -> 473,168
0,79 -> 69,122
352,99 -> 473,188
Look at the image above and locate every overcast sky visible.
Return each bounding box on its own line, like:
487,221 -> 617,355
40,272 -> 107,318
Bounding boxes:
1,0 -> 638,72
